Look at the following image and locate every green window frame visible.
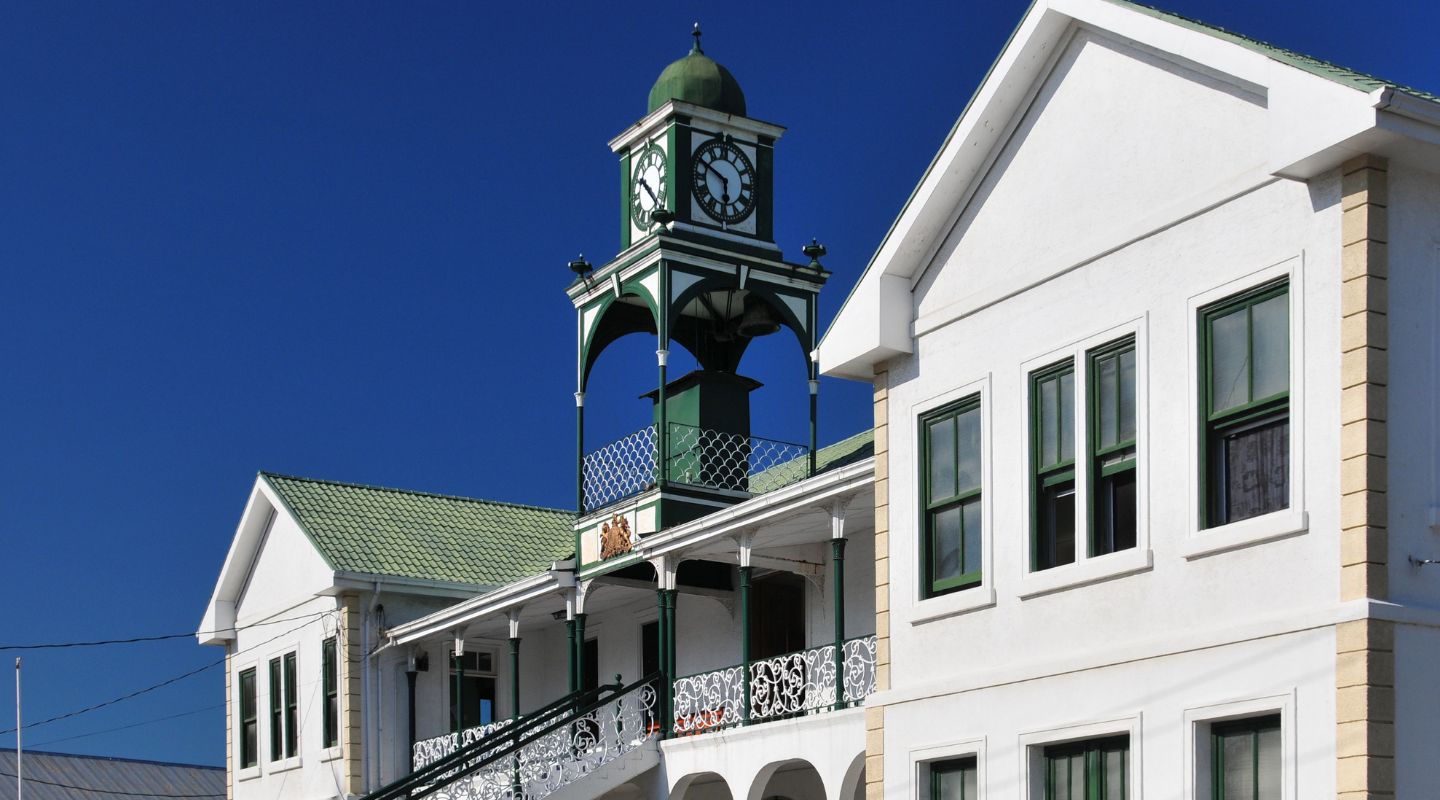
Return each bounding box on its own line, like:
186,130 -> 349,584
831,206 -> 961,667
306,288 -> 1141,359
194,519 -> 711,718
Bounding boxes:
283,652 -> 298,758
268,657 -> 283,761
1212,714 -> 1281,799
238,667 -> 258,769
1199,280 -> 1290,529
931,756 -> 978,800
920,396 -> 983,597
322,637 -> 338,749
1088,338 -> 1137,557
1031,362 -> 1076,572
1044,735 -> 1128,800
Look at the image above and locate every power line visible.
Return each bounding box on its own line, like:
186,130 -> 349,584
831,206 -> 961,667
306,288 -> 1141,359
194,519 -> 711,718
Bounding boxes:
0,770 -> 223,798
26,704 -> 226,748
0,612 -> 332,735
0,609 -> 334,652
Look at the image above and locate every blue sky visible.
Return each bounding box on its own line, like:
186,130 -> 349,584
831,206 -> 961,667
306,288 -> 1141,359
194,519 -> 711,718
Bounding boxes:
1,0 -> 1437,769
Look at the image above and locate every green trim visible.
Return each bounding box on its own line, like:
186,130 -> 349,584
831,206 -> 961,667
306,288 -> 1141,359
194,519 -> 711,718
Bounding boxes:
238,667 -> 258,769
1197,279 -> 1290,529
919,395 -> 983,598
268,657 -> 283,762
321,636 -> 338,748
619,150 -> 632,250
282,652 -> 297,759
1030,361 -> 1076,572
1043,735 -> 1128,799
931,757 -> 978,800
1087,337 -> 1138,557
1210,713 -> 1281,800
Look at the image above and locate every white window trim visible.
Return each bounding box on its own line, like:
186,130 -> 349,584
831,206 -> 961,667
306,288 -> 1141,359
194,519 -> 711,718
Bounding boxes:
1017,317 -> 1153,598
908,373 -> 998,625
911,737 -> 987,800
1018,713 -> 1143,800
1183,690 -> 1295,800
264,647 -> 302,771
1182,255 -> 1308,559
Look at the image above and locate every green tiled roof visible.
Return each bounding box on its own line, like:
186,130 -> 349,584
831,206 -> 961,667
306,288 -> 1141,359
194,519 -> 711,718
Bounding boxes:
1110,0 -> 1440,105
261,473 -> 575,587
750,429 -> 875,494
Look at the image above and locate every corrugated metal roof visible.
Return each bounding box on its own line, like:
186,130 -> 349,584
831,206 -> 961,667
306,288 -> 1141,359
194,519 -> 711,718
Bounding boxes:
0,749 -> 225,800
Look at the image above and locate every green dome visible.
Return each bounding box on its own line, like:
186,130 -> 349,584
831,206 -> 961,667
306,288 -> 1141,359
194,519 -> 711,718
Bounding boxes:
647,32 -> 746,116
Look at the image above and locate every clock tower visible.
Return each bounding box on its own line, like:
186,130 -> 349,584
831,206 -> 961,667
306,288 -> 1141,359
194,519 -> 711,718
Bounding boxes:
567,26 -> 831,578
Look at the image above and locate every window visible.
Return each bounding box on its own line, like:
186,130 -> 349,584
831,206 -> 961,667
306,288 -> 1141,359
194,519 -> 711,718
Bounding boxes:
450,651 -> 497,731
1031,363 -> 1076,571
921,396 -> 983,596
1044,736 -> 1128,800
322,637 -> 338,749
268,657 -> 284,761
1089,340 -> 1137,556
238,667 -> 258,769
283,652 -> 298,758
1212,715 -> 1280,800
1200,281 -> 1289,528
932,757 -> 978,800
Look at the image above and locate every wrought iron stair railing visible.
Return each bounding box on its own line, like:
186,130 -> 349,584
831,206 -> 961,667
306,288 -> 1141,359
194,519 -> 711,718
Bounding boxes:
581,423 -> 810,513
671,634 -> 878,736
364,673 -> 661,800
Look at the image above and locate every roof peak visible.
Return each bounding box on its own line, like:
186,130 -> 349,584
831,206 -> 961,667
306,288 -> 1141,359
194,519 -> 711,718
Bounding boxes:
259,471 -> 574,517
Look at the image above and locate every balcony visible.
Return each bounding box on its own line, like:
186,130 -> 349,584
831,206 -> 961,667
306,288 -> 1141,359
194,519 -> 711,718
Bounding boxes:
671,635 -> 878,736
582,423 -> 811,513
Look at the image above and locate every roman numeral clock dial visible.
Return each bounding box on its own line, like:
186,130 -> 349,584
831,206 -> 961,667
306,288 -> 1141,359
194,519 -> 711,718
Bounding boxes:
629,144 -> 668,230
691,138 -> 756,225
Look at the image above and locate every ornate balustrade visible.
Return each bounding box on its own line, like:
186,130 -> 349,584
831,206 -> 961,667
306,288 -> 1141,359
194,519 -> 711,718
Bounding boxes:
581,423 -> 810,513
413,719 -> 514,772
670,634 -> 877,736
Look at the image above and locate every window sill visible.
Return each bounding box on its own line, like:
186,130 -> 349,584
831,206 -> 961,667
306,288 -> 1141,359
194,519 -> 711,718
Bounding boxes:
1179,509 -> 1308,560
237,767 -> 260,782
320,746 -> 342,763
909,586 -> 997,625
269,756 -> 303,774
1018,548 -> 1153,599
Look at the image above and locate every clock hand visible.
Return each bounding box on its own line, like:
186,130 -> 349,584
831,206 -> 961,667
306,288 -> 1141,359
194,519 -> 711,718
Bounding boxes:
638,177 -> 659,203
699,159 -> 730,192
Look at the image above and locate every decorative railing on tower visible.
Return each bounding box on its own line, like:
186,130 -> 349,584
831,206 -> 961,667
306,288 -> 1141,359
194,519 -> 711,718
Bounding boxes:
670,634 -> 877,736
582,423 -> 810,513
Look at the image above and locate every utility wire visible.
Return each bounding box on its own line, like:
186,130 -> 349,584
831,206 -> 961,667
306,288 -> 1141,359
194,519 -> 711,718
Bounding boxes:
26,703 -> 226,748
0,612 -> 333,735
0,609 -> 333,652
0,771 -> 223,798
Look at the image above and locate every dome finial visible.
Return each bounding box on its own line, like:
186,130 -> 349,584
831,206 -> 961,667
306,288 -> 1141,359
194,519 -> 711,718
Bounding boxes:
691,22 -> 703,54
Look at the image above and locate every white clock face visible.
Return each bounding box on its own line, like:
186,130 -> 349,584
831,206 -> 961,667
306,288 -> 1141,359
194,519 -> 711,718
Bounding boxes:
691,138 -> 756,224
629,145 -> 668,229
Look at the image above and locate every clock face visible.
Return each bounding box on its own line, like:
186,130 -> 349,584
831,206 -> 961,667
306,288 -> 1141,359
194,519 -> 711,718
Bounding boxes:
629,145 -> 668,230
691,139 -> 756,224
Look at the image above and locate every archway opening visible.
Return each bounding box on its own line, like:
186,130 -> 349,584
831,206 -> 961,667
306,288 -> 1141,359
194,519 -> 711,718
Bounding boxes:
673,771 -> 734,800
750,759 -> 827,800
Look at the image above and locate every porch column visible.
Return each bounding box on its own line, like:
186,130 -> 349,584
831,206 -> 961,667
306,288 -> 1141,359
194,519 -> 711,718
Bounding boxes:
831,503 -> 847,711
656,347 -> 670,486
738,534 -> 754,725
655,586 -> 669,728
405,653 -> 418,759
573,612 -> 588,692
507,610 -> 521,717
451,633 -> 465,735
565,590 -> 577,695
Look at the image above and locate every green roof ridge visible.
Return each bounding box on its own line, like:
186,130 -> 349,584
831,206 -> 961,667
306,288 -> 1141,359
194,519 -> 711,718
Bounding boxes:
259,471 -> 574,517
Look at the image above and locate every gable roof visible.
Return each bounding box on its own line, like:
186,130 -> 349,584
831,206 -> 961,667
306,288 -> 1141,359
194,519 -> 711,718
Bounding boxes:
818,0 -> 1440,381
261,473 -> 575,587
0,749 -> 224,800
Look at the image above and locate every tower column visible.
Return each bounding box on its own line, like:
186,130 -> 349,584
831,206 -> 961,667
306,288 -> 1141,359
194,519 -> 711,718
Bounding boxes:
738,534 -> 753,725
451,634 -> 465,736
656,264 -> 670,492
575,391 -> 586,514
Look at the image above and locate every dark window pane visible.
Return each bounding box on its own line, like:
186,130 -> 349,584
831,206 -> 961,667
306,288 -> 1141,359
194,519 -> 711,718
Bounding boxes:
1095,469 -> 1137,556
1117,348 -> 1136,444
284,653 -> 297,758
934,760 -> 976,800
1040,376 -> 1059,466
1257,726 -> 1281,799
1219,418 -> 1288,523
929,416 -> 956,501
239,669 -> 257,769
956,407 -> 981,495
1059,370 -> 1075,463
1222,730 -> 1255,800
1097,355 -> 1118,449
269,659 -> 282,761
932,506 -> 962,584
1252,294 -> 1289,400
1210,307 -> 1249,412
961,499 -> 982,578
1037,481 -> 1076,570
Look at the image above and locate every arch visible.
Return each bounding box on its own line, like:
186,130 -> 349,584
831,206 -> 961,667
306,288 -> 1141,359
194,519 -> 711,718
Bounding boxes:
838,751 -> 867,800
747,759 -> 827,800
670,277 -> 813,369
671,771 -> 735,800
581,292 -> 659,391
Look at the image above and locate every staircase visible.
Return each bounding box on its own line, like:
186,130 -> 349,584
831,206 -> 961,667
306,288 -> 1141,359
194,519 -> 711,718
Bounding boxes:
364,675 -> 661,800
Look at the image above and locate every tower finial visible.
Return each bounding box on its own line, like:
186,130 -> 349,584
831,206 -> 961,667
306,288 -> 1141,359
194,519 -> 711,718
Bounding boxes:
691,22 -> 703,54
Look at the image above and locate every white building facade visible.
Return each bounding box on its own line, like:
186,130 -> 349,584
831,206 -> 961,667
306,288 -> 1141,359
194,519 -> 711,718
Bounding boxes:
820,1 -> 1440,799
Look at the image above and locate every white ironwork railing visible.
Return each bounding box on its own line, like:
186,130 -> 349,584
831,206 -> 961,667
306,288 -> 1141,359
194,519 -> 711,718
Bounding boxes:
413,719 -> 514,772
670,634 -> 877,735
581,423 -> 810,513
426,681 -> 659,800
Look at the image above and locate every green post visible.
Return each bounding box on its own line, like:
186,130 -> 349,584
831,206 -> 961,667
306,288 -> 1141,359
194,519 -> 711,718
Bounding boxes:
574,613 -> 588,691
739,565 -> 752,725
665,590 -> 678,686
508,637 -> 521,717
566,619 -> 577,694
658,264 -> 670,488
452,650 -> 463,735
656,587 -> 669,736
831,538 -> 847,711
809,371 -> 819,477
